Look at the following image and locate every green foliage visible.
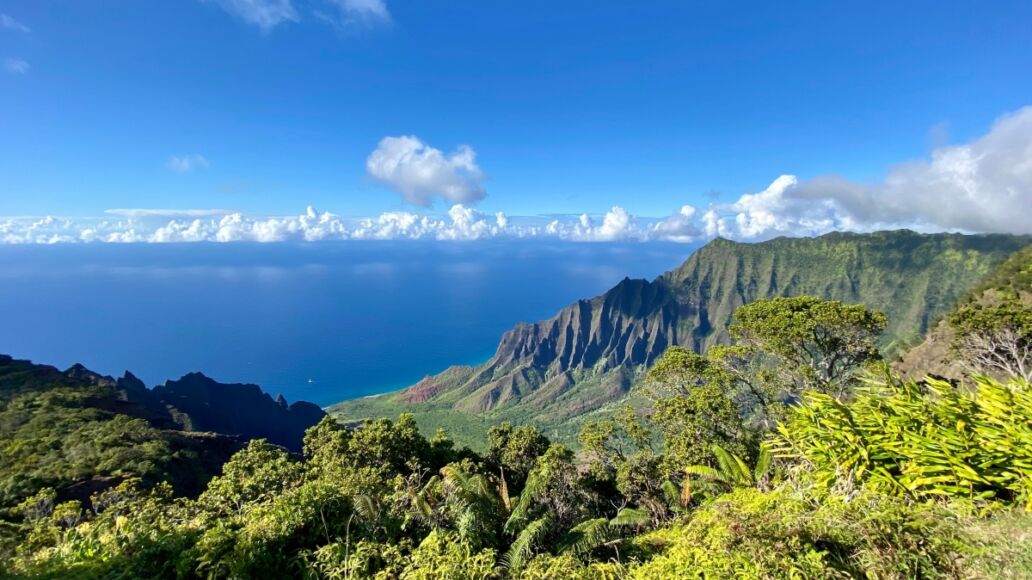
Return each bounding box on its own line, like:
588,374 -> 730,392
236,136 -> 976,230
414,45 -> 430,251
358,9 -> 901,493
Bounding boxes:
730,295 -> 887,396
487,423 -> 550,494
0,386 -> 189,507
200,439 -> 303,514
519,553 -> 624,579
962,508 -> 1032,579
655,380 -> 751,473
403,530 -> 499,579
683,444 -> 772,496
628,486 -> 968,579
771,375 -> 1032,506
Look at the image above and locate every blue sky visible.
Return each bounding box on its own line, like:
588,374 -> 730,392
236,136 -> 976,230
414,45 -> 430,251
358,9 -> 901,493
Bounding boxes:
2,1 -> 1032,243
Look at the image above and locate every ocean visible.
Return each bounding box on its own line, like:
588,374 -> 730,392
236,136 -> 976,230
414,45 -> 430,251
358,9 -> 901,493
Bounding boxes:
0,241 -> 696,406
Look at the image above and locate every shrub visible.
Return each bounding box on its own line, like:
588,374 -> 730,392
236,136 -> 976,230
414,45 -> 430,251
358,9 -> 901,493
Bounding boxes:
628,486 -> 967,579
770,375 -> 1032,506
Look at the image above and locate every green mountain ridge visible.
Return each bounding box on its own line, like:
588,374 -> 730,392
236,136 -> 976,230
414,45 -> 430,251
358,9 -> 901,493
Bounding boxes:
330,230 -> 1031,447
0,355 -> 326,509
896,243 -> 1032,380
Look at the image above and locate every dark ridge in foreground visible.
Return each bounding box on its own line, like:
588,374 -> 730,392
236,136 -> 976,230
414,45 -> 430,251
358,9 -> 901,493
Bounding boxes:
0,354 -> 326,507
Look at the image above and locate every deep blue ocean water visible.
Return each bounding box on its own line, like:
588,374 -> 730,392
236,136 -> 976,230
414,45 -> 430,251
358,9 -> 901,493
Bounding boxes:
0,242 -> 697,406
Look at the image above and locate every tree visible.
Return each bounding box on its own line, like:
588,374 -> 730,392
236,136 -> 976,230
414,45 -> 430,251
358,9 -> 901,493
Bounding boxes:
950,299 -> 1032,382
487,423 -> 550,495
504,445 -> 595,571
729,296 -> 886,397
640,347 -> 752,472
578,406 -> 652,481
344,414 -> 431,477
199,439 -> 303,514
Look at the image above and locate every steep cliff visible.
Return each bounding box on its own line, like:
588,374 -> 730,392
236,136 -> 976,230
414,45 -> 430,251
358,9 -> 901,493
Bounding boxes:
330,231 -> 1029,446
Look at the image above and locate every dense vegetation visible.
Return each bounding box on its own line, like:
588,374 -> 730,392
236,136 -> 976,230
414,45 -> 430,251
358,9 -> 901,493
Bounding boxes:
332,230 -> 1030,448
0,355 -> 327,532
4,286 -> 1032,577
0,357 -> 241,509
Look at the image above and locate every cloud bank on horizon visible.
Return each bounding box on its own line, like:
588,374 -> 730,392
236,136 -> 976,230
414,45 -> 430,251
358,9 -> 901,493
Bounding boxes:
3,106 -> 1031,244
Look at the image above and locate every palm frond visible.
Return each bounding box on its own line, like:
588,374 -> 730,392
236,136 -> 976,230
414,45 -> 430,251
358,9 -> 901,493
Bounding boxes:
609,507 -> 650,527
502,514 -> 552,571
559,518 -> 615,557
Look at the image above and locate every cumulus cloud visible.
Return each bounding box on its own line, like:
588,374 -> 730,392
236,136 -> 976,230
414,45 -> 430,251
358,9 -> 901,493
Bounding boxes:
656,106 -> 1032,241
788,106 -> 1032,235
3,57 -> 29,74
0,206 -> 643,244
367,136 -> 487,207
650,205 -> 702,243
6,106 -> 1030,245
208,0 -> 298,31
550,207 -> 638,241
1,14 -> 31,33
167,154 -> 210,173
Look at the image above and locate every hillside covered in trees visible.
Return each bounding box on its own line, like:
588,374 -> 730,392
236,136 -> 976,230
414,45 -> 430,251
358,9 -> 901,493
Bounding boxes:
0,357 -> 325,511
331,230 -> 1030,446
2,239 -> 1032,577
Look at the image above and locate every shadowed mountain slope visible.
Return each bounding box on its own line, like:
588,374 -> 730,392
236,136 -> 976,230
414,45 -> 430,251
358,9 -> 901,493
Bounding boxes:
0,355 -> 325,508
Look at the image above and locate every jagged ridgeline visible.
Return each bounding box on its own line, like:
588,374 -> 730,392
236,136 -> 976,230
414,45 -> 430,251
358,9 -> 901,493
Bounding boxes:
0,356 -> 325,508
330,230 -> 1031,446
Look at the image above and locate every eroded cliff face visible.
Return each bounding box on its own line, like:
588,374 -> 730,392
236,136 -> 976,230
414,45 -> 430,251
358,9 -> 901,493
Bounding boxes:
337,231 -> 1030,442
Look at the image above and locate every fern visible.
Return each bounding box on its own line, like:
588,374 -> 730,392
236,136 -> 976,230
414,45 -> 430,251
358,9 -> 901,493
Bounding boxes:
503,514 -> 552,571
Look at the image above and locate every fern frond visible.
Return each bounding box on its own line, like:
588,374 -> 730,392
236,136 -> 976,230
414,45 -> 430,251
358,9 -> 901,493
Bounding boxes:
683,465 -> 722,481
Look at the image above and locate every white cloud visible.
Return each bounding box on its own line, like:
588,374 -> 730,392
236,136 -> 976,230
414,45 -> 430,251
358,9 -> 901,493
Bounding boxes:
367,136 -> 487,207
788,106 -> 1032,235
105,208 -> 232,218
557,207 -> 638,241
319,0 -> 391,28
1,14 -> 31,33
650,205 -> 701,243
208,0 -> 298,31
3,57 -> 29,74
666,105 -> 1032,241
6,106 -> 1031,244
0,206 -> 602,244
167,154 -> 210,173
